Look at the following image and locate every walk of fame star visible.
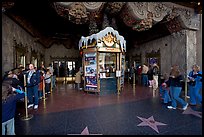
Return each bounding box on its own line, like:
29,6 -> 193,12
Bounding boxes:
137,116 -> 167,133
81,126 -> 89,135
182,107 -> 202,118
67,126 -> 102,135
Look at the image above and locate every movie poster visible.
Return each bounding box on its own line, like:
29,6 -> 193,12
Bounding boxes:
84,53 -> 97,91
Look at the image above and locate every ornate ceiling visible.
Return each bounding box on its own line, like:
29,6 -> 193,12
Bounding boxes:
52,2 -> 201,31
2,1 -> 202,49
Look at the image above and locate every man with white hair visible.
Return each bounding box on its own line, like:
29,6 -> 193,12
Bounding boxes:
27,64 -> 40,110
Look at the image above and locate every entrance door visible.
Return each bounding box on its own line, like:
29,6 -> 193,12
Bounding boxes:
52,60 -> 76,83
67,61 -> 76,77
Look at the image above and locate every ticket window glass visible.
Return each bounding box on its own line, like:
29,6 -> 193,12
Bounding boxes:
98,53 -> 116,78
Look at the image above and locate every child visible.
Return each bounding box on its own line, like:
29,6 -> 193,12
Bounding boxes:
159,74 -> 171,104
159,82 -> 171,104
2,80 -> 26,135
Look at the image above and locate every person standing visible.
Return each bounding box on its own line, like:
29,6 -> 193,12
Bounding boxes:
2,80 -> 26,135
75,69 -> 82,90
147,64 -> 154,87
152,63 -> 159,90
48,63 -> 55,89
141,64 -> 149,86
38,71 -> 44,99
167,65 -> 188,110
45,69 -> 51,94
188,64 -> 202,105
27,64 -> 39,110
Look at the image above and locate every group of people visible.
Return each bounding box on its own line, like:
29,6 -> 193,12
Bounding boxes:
2,63 -> 56,135
129,63 -> 160,90
159,64 -> 202,110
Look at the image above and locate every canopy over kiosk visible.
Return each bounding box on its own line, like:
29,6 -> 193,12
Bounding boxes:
79,27 -> 126,95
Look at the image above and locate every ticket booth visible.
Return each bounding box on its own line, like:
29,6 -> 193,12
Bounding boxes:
78,27 -> 126,95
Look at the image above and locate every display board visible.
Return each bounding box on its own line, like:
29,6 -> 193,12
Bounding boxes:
84,53 -> 97,91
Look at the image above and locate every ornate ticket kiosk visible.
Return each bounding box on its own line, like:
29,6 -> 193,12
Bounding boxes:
79,27 -> 126,95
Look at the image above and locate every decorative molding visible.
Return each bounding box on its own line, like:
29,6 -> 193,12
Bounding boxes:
55,2 -> 73,8
148,2 -> 170,23
121,2 -> 200,31
128,2 -> 148,20
83,2 -> 104,12
105,2 -> 126,15
166,16 -> 183,34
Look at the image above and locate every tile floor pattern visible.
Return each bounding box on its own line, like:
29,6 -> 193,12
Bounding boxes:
15,83 -> 202,135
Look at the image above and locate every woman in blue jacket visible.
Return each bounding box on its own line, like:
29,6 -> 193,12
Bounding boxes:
188,65 -> 202,105
167,65 -> 188,110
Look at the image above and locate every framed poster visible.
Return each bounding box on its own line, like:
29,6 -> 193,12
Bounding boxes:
84,53 -> 97,91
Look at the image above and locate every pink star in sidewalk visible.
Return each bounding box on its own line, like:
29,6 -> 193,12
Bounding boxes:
81,126 -> 89,135
182,107 -> 202,118
137,116 -> 167,133
68,126 -> 102,135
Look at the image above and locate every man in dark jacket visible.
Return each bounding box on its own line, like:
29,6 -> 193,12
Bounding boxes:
26,64 -> 40,110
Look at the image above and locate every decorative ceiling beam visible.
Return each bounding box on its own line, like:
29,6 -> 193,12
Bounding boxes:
121,2 -> 200,31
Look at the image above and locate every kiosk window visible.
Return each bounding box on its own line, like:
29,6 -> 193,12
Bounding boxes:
98,53 -> 116,78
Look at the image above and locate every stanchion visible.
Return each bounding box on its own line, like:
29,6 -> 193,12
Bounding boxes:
21,74 -> 33,121
42,77 -> 47,100
184,74 -> 188,101
50,76 -> 53,93
117,77 -> 120,95
133,72 -> 136,86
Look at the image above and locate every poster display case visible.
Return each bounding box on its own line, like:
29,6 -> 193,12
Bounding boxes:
84,53 -> 97,91
79,27 -> 126,94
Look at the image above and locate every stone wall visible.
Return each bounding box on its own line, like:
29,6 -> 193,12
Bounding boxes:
44,43 -> 80,67
196,14 -> 202,71
2,13 -> 45,75
128,29 -> 199,75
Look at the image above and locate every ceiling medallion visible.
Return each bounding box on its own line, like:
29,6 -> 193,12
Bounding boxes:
132,12 -> 153,31
68,3 -> 89,24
